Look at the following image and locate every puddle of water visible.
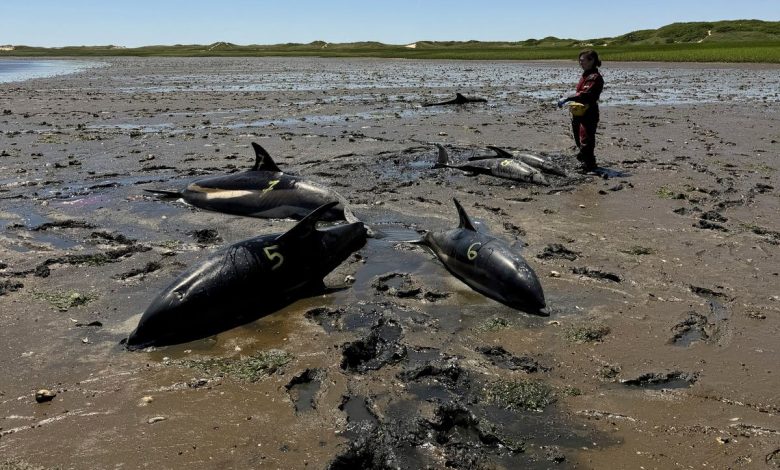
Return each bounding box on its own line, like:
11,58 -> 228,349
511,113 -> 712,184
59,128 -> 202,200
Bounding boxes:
0,59 -> 106,83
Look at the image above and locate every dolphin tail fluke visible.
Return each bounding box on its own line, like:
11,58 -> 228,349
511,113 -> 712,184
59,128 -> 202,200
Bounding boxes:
452,198 -> 477,232
144,189 -> 182,198
343,206 -> 380,238
434,144 -> 449,168
251,142 -> 282,172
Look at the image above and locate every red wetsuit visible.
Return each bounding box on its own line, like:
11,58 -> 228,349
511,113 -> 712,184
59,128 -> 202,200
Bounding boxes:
568,68 -> 604,166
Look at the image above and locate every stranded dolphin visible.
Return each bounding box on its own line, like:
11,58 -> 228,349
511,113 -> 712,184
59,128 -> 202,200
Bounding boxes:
483,146 -> 568,177
145,142 -> 356,222
434,144 -> 549,186
423,93 -> 487,107
417,199 -> 546,314
125,202 -> 367,350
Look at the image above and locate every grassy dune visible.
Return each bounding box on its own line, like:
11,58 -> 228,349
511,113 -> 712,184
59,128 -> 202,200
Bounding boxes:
2,20 -> 780,63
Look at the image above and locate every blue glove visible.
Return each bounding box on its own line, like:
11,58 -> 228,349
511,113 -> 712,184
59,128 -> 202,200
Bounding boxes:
557,99 -> 567,108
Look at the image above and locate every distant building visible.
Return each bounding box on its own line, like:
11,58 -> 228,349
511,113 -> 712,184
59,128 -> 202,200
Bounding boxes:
0,45 -> 15,51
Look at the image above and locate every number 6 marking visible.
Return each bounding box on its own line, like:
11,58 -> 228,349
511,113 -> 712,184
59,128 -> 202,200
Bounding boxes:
263,245 -> 284,270
467,242 -> 482,261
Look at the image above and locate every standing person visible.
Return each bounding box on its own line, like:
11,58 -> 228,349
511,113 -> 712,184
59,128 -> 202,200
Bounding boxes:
558,49 -> 604,172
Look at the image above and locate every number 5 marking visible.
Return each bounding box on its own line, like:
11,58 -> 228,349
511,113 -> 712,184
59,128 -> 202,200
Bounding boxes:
262,179 -> 280,195
467,242 -> 482,261
263,245 -> 284,270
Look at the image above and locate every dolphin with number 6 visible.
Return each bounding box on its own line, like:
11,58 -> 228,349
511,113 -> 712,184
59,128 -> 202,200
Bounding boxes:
124,202 -> 367,349
145,142 -> 355,222
416,199 -> 546,314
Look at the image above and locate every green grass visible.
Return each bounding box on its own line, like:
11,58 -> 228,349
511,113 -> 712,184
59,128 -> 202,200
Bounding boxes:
483,379 -> 556,411
32,289 -> 96,311
180,349 -> 292,382
3,41 -> 780,63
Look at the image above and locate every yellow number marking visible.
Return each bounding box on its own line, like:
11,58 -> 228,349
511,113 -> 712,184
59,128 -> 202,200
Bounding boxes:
261,179 -> 280,195
467,242 -> 482,261
263,245 -> 284,270
500,159 -> 511,167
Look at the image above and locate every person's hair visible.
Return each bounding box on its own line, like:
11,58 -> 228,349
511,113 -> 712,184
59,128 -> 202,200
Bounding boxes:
578,49 -> 601,67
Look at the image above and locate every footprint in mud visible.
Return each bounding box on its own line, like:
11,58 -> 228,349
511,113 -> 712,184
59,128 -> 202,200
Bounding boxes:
536,243 -> 580,261
620,370 -> 698,389
669,312 -> 712,346
475,346 -> 550,373
571,266 -> 622,282
189,228 -> 222,244
285,368 -> 325,414
371,272 -> 450,302
304,305 -> 382,333
340,318 -> 407,373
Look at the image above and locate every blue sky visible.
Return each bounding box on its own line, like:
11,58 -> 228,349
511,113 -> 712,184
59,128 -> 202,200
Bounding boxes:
4,0 -> 779,47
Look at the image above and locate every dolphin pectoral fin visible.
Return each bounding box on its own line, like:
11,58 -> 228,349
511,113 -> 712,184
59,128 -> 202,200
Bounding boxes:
275,201 -> 340,243
144,189 -> 182,198
251,142 -> 282,172
452,198 -> 477,232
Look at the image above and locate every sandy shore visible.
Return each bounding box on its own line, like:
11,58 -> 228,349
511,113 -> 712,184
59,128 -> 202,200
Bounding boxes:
1,57 -> 778,469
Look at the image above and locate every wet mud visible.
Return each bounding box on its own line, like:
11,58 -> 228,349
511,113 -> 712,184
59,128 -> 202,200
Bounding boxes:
1,57 -> 779,469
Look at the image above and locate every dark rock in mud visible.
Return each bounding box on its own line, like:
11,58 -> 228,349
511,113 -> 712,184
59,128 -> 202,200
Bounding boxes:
88,231 -> 136,245
398,358 -> 464,385
0,279 -> 24,296
190,228 -> 222,244
113,261 -> 163,280
31,220 -> 96,231
694,219 -> 728,232
341,318 -> 407,373
475,346 -> 549,373
327,428 -> 397,470
36,244 -> 151,272
536,243 -> 580,261
620,370 -> 698,388
571,266 -> 622,282
700,210 -> 728,223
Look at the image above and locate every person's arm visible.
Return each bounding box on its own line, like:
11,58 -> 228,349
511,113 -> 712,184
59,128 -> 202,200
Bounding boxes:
569,73 -> 603,105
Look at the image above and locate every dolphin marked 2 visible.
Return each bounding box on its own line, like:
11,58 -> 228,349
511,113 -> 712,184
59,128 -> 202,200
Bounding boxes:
146,142 -> 355,222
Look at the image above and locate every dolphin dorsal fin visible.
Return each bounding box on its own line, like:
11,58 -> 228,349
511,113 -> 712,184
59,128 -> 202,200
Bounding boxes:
452,198 -> 477,231
275,201 -> 339,243
488,146 -> 513,159
455,93 -> 466,101
251,142 -> 282,172
435,143 -> 449,166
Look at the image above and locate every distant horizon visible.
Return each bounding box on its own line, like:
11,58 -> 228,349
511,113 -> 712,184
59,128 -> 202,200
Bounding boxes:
3,1 -> 779,48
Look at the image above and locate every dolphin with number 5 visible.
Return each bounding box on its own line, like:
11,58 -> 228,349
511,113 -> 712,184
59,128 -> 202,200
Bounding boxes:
434,144 -> 549,186
124,202 -> 367,349
416,199 -> 546,314
145,142 -> 355,222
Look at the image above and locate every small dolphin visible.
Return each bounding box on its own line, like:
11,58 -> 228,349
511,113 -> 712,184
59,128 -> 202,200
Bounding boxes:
417,199 -> 546,314
125,202 -> 367,349
146,142 -> 355,222
485,146 -> 568,177
434,144 -> 549,186
423,93 -> 487,107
